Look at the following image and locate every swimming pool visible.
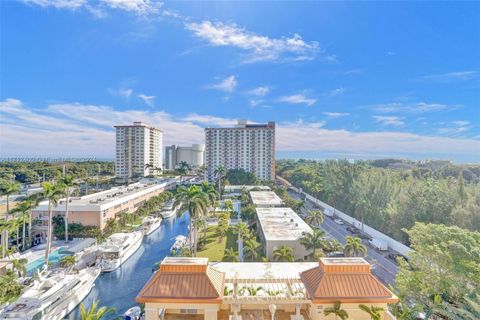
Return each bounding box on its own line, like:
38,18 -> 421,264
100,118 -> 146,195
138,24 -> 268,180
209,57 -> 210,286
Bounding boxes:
26,248 -> 71,274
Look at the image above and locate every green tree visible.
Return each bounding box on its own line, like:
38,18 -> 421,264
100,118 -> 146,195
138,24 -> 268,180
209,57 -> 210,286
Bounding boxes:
324,301 -> 349,320
244,238 -> 260,261
41,182 -> 64,267
223,247 -> 239,262
60,255 -> 76,270
216,218 -> 229,242
214,165 -> 226,200
358,305 -> 384,320
300,229 -> 326,259
79,300 -> 116,320
0,270 -> 22,304
343,236 -> 367,257
200,182 -> 217,240
272,245 -> 295,262
60,174 -> 77,242
0,180 -> 21,258
11,258 -> 28,277
11,196 -> 39,250
305,210 -> 324,227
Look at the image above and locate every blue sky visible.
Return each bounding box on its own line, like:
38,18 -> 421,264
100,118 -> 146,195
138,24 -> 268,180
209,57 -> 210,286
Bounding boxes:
1,0 -> 479,162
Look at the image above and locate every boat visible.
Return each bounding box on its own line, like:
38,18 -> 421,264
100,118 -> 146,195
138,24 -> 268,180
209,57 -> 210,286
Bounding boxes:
141,216 -> 162,236
124,306 -> 142,320
0,267 -> 100,320
169,235 -> 187,255
160,200 -> 181,219
96,231 -> 143,272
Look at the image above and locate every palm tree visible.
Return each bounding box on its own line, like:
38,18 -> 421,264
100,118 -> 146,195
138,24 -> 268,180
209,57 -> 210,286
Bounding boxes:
79,300 -> 116,320
41,182 -> 64,267
60,255 -> 76,271
234,222 -> 250,262
200,182 -> 217,239
324,302 -> 349,320
11,197 -> 38,250
344,236 -> 367,257
60,175 -> 76,242
273,245 -> 295,262
305,210 -> 324,227
9,218 -> 21,252
214,165 -> 226,200
11,258 -> 28,277
174,185 -> 208,255
300,229 -> 327,258
0,181 -> 21,258
358,305 -> 384,320
223,247 -> 239,262
244,238 -> 260,261
324,239 -> 344,253
177,161 -> 191,175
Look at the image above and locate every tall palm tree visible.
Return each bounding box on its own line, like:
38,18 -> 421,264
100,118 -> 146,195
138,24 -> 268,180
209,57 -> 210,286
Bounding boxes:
234,222 -> 250,262
41,182 -> 64,267
324,239 -> 344,253
60,175 -> 76,242
305,210 -> 324,227
79,300 -> 116,320
300,229 -> 327,258
244,238 -> 260,261
273,245 -> 295,262
174,185 -> 207,255
223,248 -> 239,262
214,165 -> 226,200
200,182 -> 217,239
358,305 -> 384,320
324,302 -> 349,320
12,199 -> 36,250
0,181 -> 21,258
344,236 -> 367,257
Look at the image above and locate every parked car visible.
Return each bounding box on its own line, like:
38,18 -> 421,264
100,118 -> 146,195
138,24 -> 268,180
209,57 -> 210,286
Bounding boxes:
327,251 -> 345,257
324,208 -> 334,217
346,226 -> 361,234
334,219 -> 344,225
359,233 -> 373,241
388,253 -> 409,264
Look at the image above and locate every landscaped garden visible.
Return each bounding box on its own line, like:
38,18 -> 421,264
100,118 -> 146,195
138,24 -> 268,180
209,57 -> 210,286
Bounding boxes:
196,226 -> 237,261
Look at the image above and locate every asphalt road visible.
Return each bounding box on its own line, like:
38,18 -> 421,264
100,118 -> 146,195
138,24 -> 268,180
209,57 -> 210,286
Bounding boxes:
288,190 -> 398,287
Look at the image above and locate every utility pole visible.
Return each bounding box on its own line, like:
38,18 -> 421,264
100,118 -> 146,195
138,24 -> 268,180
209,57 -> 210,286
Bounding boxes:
62,164 -> 66,178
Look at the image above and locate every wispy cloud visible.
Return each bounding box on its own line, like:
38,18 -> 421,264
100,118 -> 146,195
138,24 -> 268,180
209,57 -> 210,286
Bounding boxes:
247,86 -> 270,97
324,87 -> 346,98
373,115 -> 404,127
437,120 -> 472,136
22,0 -> 163,16
366,102 -> 454,114
249,99 -> 264,108
1,98 -> 479,162
279,94 -> 317,106
208,75 -> 237,93
138,94 -> 155,107
119,87 -> 133,98
420,71 -> 477,82
323,112 -> 350,118
185,20 -> 321,63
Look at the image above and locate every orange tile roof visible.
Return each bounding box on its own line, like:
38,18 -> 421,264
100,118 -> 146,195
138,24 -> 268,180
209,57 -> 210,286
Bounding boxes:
300,258 -> 398,303
136,259 -> 225,304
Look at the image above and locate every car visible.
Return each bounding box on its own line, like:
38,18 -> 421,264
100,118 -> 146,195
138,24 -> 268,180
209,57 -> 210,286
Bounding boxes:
327,251 -> 345,257
358,233 -> 373,241
388,253 -> 409,264
346,226 -> 361,234
334,219 -> 344,225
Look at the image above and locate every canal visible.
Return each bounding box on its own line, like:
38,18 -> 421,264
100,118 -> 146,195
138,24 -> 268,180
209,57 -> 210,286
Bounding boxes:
67,211 -> 190,319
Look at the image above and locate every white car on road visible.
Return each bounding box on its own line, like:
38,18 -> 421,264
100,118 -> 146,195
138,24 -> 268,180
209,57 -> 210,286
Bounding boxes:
334,219 -> 344,225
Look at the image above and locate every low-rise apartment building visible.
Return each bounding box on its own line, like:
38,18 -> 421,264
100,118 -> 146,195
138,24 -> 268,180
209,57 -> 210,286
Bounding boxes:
31,178 -> 177,238
249,191 -> 283,208
136,257 -> 398,320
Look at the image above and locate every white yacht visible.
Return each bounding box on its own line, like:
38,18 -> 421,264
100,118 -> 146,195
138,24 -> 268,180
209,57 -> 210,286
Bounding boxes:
160,200 -> 181,219
141,216 -> 162,236
0,267 -> 100,320
97,231 -> 143,272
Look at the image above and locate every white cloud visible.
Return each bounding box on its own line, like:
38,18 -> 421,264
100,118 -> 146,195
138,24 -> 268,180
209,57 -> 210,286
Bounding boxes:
247,86 -> 270,97
1,98 -> 479,162
373,115 -> 404,127
249,99 -> 264,108
452,120 -> 470,127
137,94 -> 155,107
21,0 -> 162,16
279,94 -> 316,106
185,20 -> 320,63
437,120 -> 472,136
325,87 -> 345,98
208,75 -> 237,93
118,87 -> 133,98
323,112 -> 350,118
421,71 -> 477,82
367,102 -> 453,113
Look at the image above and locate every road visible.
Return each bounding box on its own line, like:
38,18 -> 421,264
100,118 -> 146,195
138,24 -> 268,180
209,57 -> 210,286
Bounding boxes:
288,190 -> 398,287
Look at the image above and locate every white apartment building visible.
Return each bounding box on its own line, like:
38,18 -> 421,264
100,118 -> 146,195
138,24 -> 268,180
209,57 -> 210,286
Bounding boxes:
114,122 -> 163,182
164,144 -> 205,170
205,120 -> 275,181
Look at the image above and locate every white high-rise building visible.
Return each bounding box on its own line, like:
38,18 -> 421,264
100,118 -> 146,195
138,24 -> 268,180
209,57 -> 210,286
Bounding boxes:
164,144 -> 205,170
205,120 -> 275,181
114,122 -> 163,182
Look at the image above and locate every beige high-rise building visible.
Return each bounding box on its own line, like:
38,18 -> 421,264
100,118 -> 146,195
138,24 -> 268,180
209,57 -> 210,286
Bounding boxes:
205,120 -> 275,181
114,122 -> 163,181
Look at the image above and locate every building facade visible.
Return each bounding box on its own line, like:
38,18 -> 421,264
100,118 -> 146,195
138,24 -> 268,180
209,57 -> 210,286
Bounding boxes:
136,257 -> 398,320
164,144 -> 205,170
205,120 -> 275,181
30,179 -> 177,238
115,122 -> 163,182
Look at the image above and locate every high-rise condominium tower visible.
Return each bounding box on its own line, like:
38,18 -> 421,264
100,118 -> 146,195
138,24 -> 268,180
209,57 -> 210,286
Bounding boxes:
114,122 -> 163,182
205,120 -> 275,181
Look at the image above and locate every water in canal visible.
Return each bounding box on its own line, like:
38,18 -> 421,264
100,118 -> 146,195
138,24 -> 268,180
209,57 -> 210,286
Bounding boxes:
66,211 -> 190,319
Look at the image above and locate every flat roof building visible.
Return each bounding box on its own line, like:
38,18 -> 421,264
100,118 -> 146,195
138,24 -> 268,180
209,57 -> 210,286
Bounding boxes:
249,191 -> 283,207
256,207 -> 313,260
136,257 -> 398,320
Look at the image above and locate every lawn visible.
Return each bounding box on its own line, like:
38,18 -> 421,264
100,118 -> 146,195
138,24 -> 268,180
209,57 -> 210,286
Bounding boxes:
196,226 -> 237,261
